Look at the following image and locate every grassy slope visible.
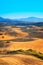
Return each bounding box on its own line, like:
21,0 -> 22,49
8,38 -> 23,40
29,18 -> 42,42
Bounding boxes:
6,39 -> 43,53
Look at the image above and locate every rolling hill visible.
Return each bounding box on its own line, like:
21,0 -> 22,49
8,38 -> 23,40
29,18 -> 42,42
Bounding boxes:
0,17 -> 43,26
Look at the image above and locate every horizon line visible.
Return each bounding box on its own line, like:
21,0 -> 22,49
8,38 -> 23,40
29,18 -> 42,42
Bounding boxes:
0,12 -> 43,19
1,16 -> 43,19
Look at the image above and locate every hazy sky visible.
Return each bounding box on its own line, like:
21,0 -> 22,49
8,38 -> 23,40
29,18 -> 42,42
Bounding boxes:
0,0 -> 43,19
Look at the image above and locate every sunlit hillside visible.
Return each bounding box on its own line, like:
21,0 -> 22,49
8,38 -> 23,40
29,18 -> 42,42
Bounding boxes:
0,25 -> 43,65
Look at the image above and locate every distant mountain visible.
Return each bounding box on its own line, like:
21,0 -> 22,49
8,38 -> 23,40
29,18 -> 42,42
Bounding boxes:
0,17 -> 43,26
20,17 -> 43,22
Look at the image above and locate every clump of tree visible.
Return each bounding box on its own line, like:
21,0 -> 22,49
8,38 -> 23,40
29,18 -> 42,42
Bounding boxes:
6,49 -> 24,54
6,49 -> 43,60
0,41 -> 10,48
0,41 -> 10,54
25,49 -> 43,60
0,41 -> 5,48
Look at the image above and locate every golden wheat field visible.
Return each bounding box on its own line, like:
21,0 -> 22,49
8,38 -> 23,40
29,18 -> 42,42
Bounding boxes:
0,26 -> 43,65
